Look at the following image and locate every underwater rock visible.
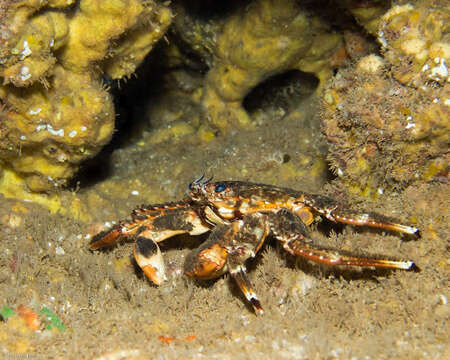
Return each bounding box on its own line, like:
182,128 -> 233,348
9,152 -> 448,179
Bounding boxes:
172,0 -> 344,132
322,47 -> 449,195
0,0 -> 171,194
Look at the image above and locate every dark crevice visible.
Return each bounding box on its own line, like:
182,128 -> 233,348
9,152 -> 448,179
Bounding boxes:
243,70 -> 319,115
73,44 -> 173,189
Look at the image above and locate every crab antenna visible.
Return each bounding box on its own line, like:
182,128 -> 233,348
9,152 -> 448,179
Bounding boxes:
193,174 -> 205,184
203,175 -> 214,185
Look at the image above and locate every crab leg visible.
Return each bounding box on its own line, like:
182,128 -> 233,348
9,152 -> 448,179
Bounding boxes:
283,238 -> 419,271
90,202 -> 203,249
228,259 -> 264,315
269,210 -> 420,272
303,195 -> 420,236
89,221 -> 140,250
90,202 -> 211,284
185,213 -> 269,314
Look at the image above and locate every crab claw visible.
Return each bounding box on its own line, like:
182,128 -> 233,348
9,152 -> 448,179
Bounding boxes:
184,242 -> 228,280
133,237 -> 167,285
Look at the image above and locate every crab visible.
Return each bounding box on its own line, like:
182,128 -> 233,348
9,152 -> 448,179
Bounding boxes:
90,176 -> 420,314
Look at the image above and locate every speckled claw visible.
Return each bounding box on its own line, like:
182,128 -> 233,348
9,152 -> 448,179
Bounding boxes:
133,237 -> 167,285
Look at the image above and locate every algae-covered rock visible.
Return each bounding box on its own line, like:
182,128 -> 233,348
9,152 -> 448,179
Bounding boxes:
172,0 -> 344,132
378,1 -> 449,87
59,0 -> 172,79
0,65 -> 114,191
321,0 -> 449,195
0,0 -> 171,195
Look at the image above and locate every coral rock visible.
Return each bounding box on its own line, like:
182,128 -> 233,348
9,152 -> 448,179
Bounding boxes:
0,0 -> 171,194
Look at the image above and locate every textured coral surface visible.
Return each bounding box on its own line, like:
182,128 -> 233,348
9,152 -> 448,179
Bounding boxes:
379,1 -> 449,87
322,0 -> 449,195
322,55 -> 449,194
172,0 -> 344,131
0,0 -> 171,196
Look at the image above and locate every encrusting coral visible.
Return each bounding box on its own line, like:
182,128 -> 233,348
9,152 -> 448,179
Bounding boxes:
321,0 -> 449,196
0,0 -> 171,193
1,0 -> 446,208
171,0 -> 345,132
378,2 -> 449,87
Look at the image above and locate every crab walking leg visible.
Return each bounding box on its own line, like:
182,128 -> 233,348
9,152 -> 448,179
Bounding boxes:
283,237 -> 420,271
269,209 -> 420,272
304,195 -> 420,236
90,221 -> 141,250
225,214 -> 270,314
327,211 -> 419,236
185,213 -> 270,314
228,260 -> 264,315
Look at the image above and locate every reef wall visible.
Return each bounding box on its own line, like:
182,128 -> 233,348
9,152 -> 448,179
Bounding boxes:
1,0 -> 447,202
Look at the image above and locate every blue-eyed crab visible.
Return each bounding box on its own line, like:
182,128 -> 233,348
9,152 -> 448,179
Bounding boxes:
90,176 -> 420,314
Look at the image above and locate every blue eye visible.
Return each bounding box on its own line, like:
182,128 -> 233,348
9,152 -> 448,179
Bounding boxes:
215,183 -> 226,192
188,183 -> 193,190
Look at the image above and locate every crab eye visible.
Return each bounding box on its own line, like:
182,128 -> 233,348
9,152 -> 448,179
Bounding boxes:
188,183 -> 193,190
215,183 -> 226,192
